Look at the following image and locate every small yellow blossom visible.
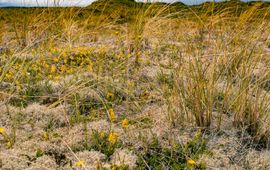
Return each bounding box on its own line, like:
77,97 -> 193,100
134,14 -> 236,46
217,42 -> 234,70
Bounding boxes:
70,61 -> 75,66
62,52 -> 67,58
37,73 -> 43,78
50,65 -> 57,74
108,132 -> 118,145
48,75 -> 53,79
6,141 -> 12,148
67,68 -> 74,74
109,109 -> 116,122
51,48 -> 58,53
5,73 -> 13,80
115,54 -> 121,59
44,63 -> 49,68
106,92 -> 114,101
187,159 -> 196,165
122,118 -> 129,129
54,75 -> 61,81
100,131 -> 105,139
53,57 -> 59,62
127,54 -> 132,58
0,127 -> 5,134
88,63 -> 93,72
43,132 -> 49,141
75,160 -> 84,166
60,65 -> 67,72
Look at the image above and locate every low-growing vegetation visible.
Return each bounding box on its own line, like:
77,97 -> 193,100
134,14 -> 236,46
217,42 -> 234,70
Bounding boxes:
0,0 -> 270,169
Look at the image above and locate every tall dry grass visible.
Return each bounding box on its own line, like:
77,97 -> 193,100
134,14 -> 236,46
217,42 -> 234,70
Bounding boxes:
0,0 -> 269,147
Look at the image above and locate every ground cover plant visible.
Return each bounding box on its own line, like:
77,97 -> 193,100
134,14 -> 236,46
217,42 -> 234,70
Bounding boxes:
0,0 -> 270,169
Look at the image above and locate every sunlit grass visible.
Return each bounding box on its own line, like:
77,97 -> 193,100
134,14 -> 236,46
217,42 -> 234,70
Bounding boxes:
0,0 -> 270,169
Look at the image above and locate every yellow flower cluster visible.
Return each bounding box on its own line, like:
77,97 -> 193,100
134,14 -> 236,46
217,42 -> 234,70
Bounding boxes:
0,127 -> 5,134
122,118 -> 129,129
106,92 -> 114,101
187,159 -> 196,165
1,46 -> 99,84
100,131 -> 105,139
108,132 -> 118,145
75,160 -> 84,166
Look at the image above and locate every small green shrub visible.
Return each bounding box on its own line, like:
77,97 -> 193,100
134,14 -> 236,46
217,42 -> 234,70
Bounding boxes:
72,130 -> 122,158
137,131 -> 208,169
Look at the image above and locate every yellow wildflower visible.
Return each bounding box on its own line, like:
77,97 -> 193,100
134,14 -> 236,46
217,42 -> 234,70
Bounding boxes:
88,63 -> 93,72
48,75 -> 53,79
108,132 -> 118,145
54,75 -> 61,81
7,141 -> 12,148
0,127 -> 5,134
32,64 -> 38,71
127,54 -> 132,58
75,160 -> 84,166
53,57 -> 59,62
122,118 -> 129,129
109,109 -> 116,122
67,68 -> 74,74
37,73 -> 43,78
187,159 -> 196,165
70,61 -> 75,66
43,132 -> 49,141
115,54 -> 121,59
50,65 -> 57,74
62,52 -> 67,58
60,65 -> 67,72
100,131 -> 105,139
51,48 -> 58,53
5,73 -> 13,80
106,92 -> 114,101
44,63 -> 49,68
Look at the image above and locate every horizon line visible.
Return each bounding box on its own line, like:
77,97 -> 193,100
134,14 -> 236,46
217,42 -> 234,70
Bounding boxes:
0,0 -> 270,8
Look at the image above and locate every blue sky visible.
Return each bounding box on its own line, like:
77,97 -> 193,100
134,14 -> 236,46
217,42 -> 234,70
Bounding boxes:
0,0 -> 269,7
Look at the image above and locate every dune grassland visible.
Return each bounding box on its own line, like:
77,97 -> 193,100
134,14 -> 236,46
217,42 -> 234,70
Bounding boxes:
0,0 -> 270,169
